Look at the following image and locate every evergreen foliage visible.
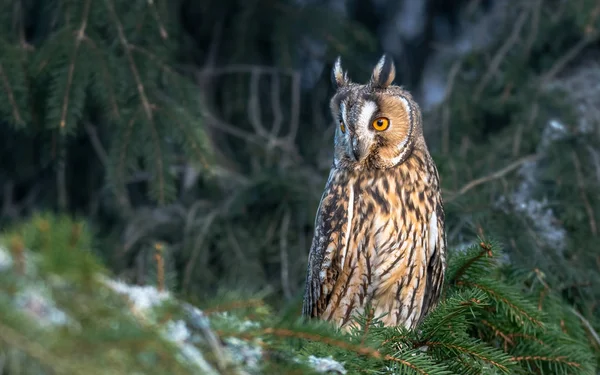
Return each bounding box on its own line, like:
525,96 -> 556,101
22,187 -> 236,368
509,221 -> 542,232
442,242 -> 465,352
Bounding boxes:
0,214 -> 597,374
0,0 -> 211,212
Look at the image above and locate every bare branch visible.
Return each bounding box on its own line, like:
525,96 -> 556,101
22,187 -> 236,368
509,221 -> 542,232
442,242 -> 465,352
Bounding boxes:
248,70 -> 267,137
446,154 -> 540,202
183,210 -> 218,293
524,0 -> 542,56
473,8 -> 529,100
539,31 -> 600,86
270,72 -> 283,139
84,121 -> 109,167
147,0 -> 168,40
570,307 -> 600,349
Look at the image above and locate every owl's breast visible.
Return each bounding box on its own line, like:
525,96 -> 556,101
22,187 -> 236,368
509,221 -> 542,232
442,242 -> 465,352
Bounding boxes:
353,170 -> 438,302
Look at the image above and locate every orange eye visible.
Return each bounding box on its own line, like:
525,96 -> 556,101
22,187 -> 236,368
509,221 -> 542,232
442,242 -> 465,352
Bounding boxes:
372,117 -> 390,131
340,121 -> 346,133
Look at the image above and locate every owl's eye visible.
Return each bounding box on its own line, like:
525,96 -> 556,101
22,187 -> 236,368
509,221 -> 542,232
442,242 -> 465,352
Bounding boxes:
339,121 -> 346,133
372,117 -> 390,131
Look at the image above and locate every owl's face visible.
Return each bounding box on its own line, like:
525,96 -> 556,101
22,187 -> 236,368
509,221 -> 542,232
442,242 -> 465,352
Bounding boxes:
329,55 -> 422,170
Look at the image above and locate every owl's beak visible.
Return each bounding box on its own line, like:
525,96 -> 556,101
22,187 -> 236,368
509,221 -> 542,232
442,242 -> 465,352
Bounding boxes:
351,136 -> 361,161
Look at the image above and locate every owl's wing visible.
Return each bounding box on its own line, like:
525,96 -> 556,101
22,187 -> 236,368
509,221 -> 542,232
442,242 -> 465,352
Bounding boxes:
419,201 -> 446,320
302,168 -> 350,318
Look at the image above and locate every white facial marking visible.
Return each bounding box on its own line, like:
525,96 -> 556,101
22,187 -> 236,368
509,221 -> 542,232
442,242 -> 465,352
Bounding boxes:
358,101 -> 378,129
340,102 -> 348,129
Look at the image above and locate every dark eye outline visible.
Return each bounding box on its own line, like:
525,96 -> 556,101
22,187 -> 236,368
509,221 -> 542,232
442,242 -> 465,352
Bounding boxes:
372,117 -> 390,131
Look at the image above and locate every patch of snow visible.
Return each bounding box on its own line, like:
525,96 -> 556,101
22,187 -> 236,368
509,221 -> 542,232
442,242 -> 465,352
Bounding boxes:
496,119 -> 569,256
161,319 -> 220,375
102,278 -> 170,311
13,286 -> 70,327
224,337 -> 263,371
308,355 -> 347,374
212,312 -> 261,332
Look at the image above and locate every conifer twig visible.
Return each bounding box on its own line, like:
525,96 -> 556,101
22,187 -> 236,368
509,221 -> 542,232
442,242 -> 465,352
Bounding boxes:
511,355 -> 581,368
457,280 -> 543,327
450,242 -> 493,284
154,242 -> 165,292
481,319 -> 513,351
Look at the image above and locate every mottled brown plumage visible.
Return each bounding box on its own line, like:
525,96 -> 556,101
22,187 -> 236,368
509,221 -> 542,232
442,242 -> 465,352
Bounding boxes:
302,54 -> 446,331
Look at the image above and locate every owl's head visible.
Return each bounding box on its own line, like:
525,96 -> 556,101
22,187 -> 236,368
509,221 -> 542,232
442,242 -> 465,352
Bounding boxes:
330,54 -> 424,170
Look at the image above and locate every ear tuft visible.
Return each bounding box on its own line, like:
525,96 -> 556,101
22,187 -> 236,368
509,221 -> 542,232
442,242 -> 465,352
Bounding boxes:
331,56 -> 350,88
370,54 -> 396,89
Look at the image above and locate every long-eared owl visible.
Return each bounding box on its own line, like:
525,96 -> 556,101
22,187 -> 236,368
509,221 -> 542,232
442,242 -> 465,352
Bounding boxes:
302,54 -> 446,331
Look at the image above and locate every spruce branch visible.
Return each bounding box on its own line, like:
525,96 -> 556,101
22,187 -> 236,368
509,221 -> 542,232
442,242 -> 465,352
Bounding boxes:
425,339 -> 512,373
457,280 -> 544,328
82,36 -> 121,119
481,319 -> 514,351
105,0 -> 168,204
259,328 -> 441,375
511,355 -> 582,369
448,242 -> 494,285
104,0 -> 153,122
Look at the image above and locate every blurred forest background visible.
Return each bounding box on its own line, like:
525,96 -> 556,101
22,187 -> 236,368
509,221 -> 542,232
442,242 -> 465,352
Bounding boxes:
1,0 -> 600,353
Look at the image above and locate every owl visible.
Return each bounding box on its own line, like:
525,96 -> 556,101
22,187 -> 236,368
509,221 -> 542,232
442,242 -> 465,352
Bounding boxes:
302,54 -> 446,331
